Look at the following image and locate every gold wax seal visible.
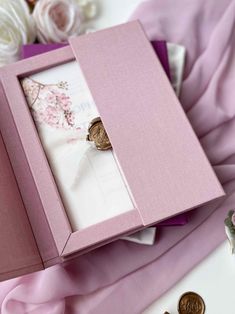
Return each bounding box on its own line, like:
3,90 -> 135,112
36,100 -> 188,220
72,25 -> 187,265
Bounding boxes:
178,292 -> 205,314
87,117 -> 112,151
26,0 -> 37,9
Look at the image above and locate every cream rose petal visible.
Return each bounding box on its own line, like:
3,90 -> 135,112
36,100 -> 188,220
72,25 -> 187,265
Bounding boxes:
0,0 -> 36,66
33,0 -> 87,43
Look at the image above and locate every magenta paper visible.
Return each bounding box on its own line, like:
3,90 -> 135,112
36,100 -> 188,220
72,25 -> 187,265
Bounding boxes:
21,40 -> 171,79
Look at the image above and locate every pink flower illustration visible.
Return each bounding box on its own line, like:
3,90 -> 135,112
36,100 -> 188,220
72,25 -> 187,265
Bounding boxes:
46,93 -> 57,104
58,93 -> 72,110
21,77 -> 78,130
45,105 -> 62,126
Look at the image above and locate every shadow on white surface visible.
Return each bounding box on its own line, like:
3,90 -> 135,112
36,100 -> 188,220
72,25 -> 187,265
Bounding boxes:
144,242 -> 235,313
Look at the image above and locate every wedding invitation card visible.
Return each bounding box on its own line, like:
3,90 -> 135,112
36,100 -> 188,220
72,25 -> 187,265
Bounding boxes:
22,61 -> 134,231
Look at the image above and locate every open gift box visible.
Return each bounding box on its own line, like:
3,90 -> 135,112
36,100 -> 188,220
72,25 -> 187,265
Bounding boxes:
0,21 -> 224,281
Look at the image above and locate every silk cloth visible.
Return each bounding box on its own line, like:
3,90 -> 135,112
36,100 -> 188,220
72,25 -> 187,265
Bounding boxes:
1,0 -> 235,313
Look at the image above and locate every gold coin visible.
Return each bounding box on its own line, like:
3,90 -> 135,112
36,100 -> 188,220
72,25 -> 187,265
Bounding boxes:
87,117 -> 112,151
178,292 -> 205,314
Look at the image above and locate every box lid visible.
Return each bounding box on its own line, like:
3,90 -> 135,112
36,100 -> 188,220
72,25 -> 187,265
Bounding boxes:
69,21 -> 224,225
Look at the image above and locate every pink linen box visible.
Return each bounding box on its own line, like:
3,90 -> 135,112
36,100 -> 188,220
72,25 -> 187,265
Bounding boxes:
0,21 -> 224,281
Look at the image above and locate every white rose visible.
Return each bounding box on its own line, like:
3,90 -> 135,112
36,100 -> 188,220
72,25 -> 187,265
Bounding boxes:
0,0 -> 36,66
33,0 -> 95,43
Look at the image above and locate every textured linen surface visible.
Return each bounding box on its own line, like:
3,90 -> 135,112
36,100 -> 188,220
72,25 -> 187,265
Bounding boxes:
1,0 -> 235,313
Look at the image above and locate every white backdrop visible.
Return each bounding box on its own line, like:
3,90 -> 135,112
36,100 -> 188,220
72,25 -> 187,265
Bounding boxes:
93,1 -> 234,313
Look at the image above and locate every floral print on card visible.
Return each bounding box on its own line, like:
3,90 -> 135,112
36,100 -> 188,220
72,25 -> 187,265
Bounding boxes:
22,77 -> 79,130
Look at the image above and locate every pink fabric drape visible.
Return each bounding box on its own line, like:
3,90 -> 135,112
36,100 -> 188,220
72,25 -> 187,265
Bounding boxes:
1,0 -> 235,313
